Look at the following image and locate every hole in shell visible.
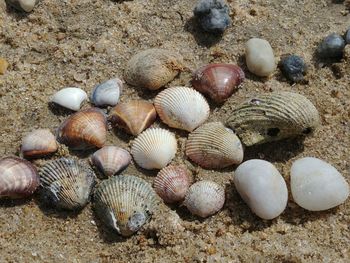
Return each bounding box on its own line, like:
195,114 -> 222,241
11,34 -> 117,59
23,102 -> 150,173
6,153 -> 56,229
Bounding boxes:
267,128 -> 280,137
302,127 -> 312,134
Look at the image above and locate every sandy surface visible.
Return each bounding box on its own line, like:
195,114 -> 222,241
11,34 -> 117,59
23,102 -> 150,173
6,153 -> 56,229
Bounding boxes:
0,0 -> 349,262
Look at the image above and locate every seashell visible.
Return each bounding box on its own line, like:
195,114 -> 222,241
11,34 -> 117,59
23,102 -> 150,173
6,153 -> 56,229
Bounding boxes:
109,100 -> 157,136
20,129 -> 58,159
6,0 -> 40,12
0,157 -> 39,198
124,49 -> 183,90
234,159 -> 288,220
94,175 -> 158,237
131,128 -> 177,170
91,78 -> 123,107
291,157 -> 349,211
153,165 -> 192,203
90,146 -> 131,177
186,122 -> 243,169
51,87 -> 88,111
39,158 -> 96,210
154,86 -> 210,132
191,63 -> 245,103
226,92 -> 321,146
184,180 -> 225,218
57,107 -> 107,150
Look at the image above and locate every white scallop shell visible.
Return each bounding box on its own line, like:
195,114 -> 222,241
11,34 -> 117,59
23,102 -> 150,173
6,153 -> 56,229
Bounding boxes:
90,78 -> 123,107
131,128 -> 177,170
51,87 -> 88,111
154,86 -> 210,132
21,129 -> 58,159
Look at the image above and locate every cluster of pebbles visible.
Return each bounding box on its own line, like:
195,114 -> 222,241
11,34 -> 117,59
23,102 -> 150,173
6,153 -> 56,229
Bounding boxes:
0,0 -> 349,239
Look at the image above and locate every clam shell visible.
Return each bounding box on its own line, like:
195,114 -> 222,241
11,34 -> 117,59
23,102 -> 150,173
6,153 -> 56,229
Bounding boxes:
91,78 -> 123,107
0,157 -> 39,198
124,49 -> 183,90
109,100 -> 157,136
90,146 -> 131,177
153,165 -> 192,203
184,180 -> 225,218
131,128 -> 177,170
39,158 -> 96,210
94,175 -> 158,237
51,87 -> 87,111
154,86 -> 210,132
21,129 -> 58,159
57,107 -> 108,150
186,122 -> 244,169
226,92 -> 321,146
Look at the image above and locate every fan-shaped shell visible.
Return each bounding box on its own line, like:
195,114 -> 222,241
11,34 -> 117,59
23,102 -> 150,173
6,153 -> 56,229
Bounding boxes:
39,158 -> 96,210
57,108 -> 107,150
94,175 -> 158,237
226,92 -> 321,146
51,87 -> 87,111
131,128 -> 177,170
186,122 -> 243,169
0,157 -> 39,198
91,78 -> 122,107
91,146 -> 131,177
154,86 -> 210,132
21,129 -> 58,159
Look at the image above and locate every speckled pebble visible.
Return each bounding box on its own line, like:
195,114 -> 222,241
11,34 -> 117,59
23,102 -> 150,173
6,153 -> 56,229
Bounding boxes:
317,33 -> 345,59
280,55 -> 307,82
0,58 -> 9,75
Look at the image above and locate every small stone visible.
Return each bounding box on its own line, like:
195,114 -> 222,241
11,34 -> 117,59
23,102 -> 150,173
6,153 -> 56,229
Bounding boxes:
280,55 -> 307,82
6,0 -> 39,12
345,29 -> 350,44
193,0 -> 231,34
317,33 -> 345,59
0,58 -> 9,75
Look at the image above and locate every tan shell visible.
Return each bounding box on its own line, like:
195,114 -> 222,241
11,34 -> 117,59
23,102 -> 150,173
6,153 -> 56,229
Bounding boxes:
186,122 -> 244,169
21,129 -> 58,159
226,92 -> 321,146
124,49 -> 183,90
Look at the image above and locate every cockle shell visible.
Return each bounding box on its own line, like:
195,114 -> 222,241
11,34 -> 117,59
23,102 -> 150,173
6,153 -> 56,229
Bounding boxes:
186,122 -> 243,169
153,165 -> 192,203
226,92 -> 321,146
51,87 -> 88,111
124,49 -> 183,90
0,157 -> 39,198
191,64 -> 245,103
154,86 -> 210,132
234,159 -> 288,220
184,180 -> 225,218
57,107 -> 108,150
91,78 -> 123,107
94,175 -> 158,237
109,100 -> 157,136
20,129 -> 58,159
90,146 -> 131,177
291,157 -> 349,211
131,128 -> 177,170
39,158 -> 96,210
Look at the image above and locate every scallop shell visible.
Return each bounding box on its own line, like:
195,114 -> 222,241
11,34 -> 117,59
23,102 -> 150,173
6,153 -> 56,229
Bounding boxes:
39,158 -> 96,210
154,86 -> 210,132
57,107 -> 108,150
94,175 -> 158,237
184,180 -> 225,218
91,78 -> 123,107
226,92 -> 321,146
186,122 -> 244,169
90,146 -> 131,177
20,129 -> 58,159
153,165 -> 192,203
51,87 -> 88,111
124,49 -> 183,90
0,157 -> 39,198
131,128 -> 177,170
109,100 -> 157,136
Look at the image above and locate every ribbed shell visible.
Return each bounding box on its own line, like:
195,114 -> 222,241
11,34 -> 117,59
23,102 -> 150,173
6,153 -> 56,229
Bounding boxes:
94,175 -> 158,237
0,157 -> 39,198
131,128 -> 177,170
154,86 -> 210,132
186,122 -> 244,169
184,180 -> 225,218
226,92 -> 321,146
39,158 -> 96,210
21,129 -> 58,159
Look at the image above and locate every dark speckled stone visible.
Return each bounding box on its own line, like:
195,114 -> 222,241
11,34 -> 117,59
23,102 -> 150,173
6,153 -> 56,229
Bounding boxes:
317,33 -> 345,59
280,55 -> 307,83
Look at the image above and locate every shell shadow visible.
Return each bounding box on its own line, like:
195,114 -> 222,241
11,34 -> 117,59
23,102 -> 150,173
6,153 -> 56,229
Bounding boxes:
0,196 -> 34,207
175,204 -> 208,223
48,102 -> 76,117
311,47 -> 343,70
4,1 -> 30,19
110,126 -> 133,144
68,148 -> 97,159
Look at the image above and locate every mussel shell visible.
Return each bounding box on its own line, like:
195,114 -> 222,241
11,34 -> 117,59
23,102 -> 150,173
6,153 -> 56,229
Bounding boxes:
21,129 -> 58,159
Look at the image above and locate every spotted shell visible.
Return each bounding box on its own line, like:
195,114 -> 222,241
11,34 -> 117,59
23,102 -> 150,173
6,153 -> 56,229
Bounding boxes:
226,92 -> 321,146
94,175 -> 158,237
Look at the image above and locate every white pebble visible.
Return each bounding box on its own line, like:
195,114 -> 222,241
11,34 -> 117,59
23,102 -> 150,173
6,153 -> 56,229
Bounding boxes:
291,157 -> 349,211
234,159 -> 288,219
51,87 -> 87,111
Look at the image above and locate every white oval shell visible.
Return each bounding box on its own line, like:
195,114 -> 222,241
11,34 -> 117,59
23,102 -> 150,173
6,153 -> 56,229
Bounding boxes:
51,87 -> 88,111
154,87 -> 210,132
291,157 -> 349,211
91,78 -> 122,107
131,128 -> 177,170
234,159 -> 288,219
21,129 -> 58,159
7,0 -> 39,12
